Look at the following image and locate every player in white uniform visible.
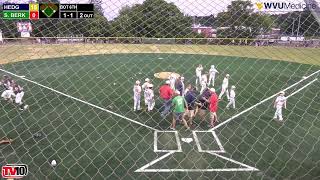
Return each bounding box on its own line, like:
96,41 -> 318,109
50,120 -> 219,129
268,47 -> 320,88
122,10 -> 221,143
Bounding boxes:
1,75 -> 14,102
208,65 -> 219,86
145,84 -> 155,111
169,73 -> 177,90
133,80 -> 142,111
142,78 -> 151,107
195,64 -> 203,87
180,76 -> 185,95
200,74 -> 208,94
1,85 -> 14,102
273,91 -> 287,121
13,84 -> 28,111
218,74 -> 230,100
226,85 -> 236,109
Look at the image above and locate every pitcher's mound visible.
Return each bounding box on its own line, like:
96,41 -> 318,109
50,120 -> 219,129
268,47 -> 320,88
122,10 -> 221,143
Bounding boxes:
154,72 -> 180,80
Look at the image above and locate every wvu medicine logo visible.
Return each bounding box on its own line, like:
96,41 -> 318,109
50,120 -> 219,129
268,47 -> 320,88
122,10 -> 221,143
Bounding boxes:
2,164 -> 28,179
256,2 -> 316,11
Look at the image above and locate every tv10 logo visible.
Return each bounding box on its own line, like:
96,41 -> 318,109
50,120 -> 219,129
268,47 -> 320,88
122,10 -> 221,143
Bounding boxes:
2,164 -> 28,179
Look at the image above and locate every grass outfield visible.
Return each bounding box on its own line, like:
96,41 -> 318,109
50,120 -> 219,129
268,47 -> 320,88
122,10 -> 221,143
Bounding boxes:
1,44 -> 320,65
0,53 -> 319,179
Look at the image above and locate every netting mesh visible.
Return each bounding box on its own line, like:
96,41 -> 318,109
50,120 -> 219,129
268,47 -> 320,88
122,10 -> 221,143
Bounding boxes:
0,0 -> 320,179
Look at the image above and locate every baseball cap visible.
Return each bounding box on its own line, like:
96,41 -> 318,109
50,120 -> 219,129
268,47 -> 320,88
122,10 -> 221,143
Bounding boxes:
210,88 -> 215,92
279,91 -> 285,95
165,80 -> 170,84
135,80 -> 140,84
145,78 -> 150,82
147,84 -> 154,88
231,85 -> 236,89
226,74 -> 230,77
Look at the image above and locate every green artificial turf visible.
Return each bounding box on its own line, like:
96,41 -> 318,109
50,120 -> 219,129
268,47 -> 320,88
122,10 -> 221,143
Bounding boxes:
0,53 -> 319,179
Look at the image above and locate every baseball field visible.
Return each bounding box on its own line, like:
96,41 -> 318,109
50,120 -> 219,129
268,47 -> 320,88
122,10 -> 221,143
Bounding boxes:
0,44 -> 319,179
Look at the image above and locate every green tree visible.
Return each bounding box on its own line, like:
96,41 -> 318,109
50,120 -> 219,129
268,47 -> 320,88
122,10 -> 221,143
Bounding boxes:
111,0 -> 193,38
193,15 -> 215,27
215,0 -> 274,38
274,10 -> 320,37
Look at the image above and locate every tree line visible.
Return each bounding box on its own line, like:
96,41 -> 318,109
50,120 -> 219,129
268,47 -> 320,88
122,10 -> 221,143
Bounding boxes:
0,0 -> 319,39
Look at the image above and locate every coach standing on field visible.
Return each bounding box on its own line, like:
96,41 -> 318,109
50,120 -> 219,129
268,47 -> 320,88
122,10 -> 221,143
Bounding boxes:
209,88 -> 219,128
159,80 -> 173,117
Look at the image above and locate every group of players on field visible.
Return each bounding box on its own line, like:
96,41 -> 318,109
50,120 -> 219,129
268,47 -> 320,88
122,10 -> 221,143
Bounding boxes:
133,64 -> 237,130
0,75 -> 28,111
133,64 -> 287,130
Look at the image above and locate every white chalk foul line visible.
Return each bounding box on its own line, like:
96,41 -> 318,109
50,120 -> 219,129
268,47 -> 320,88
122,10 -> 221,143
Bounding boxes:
135,152 -> 175,172
0,68 -> 158,131
207,152 -> 259,171
135,151 -> 259,172
209,70 -> 320,131
286,78 -> 318,98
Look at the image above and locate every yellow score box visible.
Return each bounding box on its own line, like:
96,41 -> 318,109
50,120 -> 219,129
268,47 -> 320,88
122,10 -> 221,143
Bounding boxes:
29,4 -> 39,11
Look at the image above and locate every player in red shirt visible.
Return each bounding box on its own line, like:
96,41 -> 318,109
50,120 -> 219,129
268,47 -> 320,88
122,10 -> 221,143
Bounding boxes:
209,88 -> 219,128
159,80 -> 174,117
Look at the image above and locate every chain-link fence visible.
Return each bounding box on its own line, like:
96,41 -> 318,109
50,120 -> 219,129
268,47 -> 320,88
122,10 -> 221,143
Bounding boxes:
0,0 -> 320,179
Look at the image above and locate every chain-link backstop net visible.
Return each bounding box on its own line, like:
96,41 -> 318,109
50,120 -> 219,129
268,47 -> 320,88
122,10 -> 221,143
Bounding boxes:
0,0 -> 320,179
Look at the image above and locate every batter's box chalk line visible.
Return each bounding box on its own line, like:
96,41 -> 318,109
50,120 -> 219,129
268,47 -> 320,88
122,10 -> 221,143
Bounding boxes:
135,130 -> 259,172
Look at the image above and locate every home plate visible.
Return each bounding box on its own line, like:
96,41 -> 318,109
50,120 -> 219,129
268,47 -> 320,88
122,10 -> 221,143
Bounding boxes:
181,138 -> 193,143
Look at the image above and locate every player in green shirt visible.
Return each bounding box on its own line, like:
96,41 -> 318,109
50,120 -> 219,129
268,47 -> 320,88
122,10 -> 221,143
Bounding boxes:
170,91 -> 190,130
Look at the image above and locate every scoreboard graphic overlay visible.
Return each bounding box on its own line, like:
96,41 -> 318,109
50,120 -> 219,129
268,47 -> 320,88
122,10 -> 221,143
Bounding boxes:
2,3 -> 94,19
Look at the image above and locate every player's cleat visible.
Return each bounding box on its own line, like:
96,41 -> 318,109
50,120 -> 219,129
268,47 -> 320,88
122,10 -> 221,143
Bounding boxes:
170,127 -> 176,130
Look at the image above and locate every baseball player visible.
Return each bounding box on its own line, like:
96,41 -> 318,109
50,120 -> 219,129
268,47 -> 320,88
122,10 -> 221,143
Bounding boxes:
142,78 -> 151,107
208,65 -> 219,86
200,74 -> 208,94
169,73 -> 177,90
1,75 -> 12,90
145,84 -> 155,111
273,91 -> 287,122
13,84 -> 28,111
209,88 -> 219,128
226,86 -> 236,109
1,78 -> 15,102
133,80 -> 142,111
180,76 -> 185,96
195,64 -> 203,86
218,74 -> 230,100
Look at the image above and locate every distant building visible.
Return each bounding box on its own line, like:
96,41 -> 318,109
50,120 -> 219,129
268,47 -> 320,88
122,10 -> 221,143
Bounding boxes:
192,24 -> 216,38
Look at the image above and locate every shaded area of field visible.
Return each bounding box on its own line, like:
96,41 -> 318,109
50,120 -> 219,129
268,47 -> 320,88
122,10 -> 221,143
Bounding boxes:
0,44 -> 320,65
0,53 -> 319,179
